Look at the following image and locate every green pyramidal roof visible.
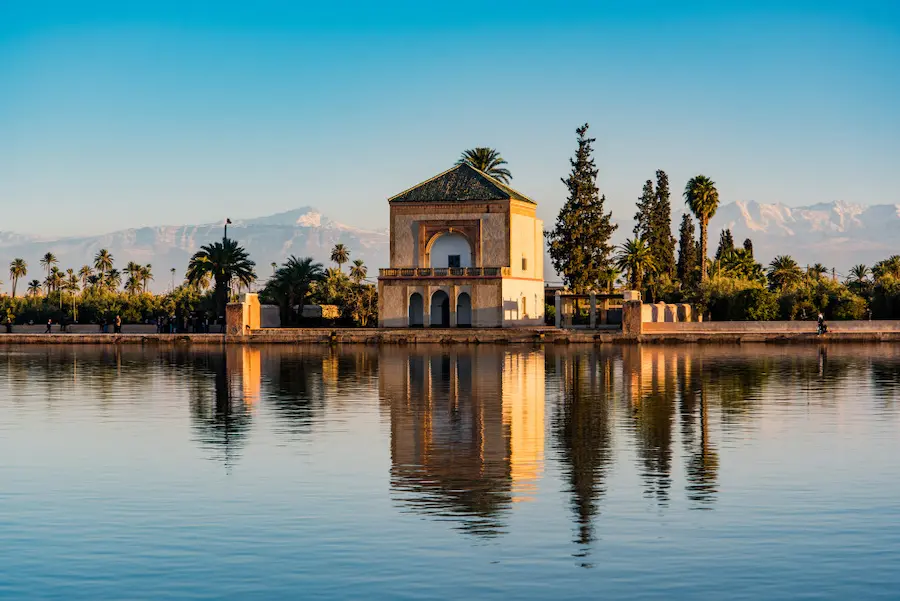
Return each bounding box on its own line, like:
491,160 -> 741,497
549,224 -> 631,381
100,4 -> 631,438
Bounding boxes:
388,163 -> 536,204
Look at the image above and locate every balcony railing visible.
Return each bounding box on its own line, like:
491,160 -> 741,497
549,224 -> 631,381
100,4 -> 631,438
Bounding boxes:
379,267 -> 510,278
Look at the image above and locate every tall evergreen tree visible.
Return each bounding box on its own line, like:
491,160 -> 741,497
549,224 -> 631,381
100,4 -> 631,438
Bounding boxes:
715,229 -> 735,260
677,214 -> 698,286
649,170 -> 676,278
546,123 -> 618,292
742,238 -> 754,257
633,179 -> 654,238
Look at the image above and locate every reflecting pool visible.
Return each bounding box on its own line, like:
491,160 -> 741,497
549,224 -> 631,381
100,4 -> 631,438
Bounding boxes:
1,344 -> 899,599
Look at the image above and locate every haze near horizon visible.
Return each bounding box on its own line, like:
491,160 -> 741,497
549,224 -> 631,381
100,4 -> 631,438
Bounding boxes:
1,1 -> 898,237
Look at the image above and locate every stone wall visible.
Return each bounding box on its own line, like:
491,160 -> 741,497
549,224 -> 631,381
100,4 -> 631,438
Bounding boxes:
643,320 -> 900,333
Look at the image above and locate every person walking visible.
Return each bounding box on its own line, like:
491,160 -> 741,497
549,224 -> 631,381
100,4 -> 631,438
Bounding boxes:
5,316 -> 12,333
45,318 -> 52,334
114,315 -> 122,334
817,312 -> 827,335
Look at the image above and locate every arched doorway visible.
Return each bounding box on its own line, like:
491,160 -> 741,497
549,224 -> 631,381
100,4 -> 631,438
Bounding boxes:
408,293 -> 424,327
428,233 -> 473,268
430,290 -> 450,327
456,292 -> 472,327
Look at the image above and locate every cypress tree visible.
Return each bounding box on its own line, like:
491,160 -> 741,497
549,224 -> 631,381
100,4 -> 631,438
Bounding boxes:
743,238 -> 754,257
677,213 -> 698,286
546,123 -> 618,293
650,169 -> 676,278
634,179 -> 654,239
715,228 -> 734,260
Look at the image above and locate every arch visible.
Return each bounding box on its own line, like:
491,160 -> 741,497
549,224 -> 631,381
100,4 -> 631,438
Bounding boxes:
426,232 -> 473,268
408,292 -> 424,327
430,290 -> 450,327
456,292 -> 472,327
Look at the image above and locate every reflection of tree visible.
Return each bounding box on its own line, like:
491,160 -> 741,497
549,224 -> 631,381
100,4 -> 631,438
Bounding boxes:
264,353 -> 327,436
189,352 -> 252,469
678,355 -> 718,507
384,350 -> 512,538
625,348 -> 675,506
552,351 -> 613,551
872,360 -> 900,409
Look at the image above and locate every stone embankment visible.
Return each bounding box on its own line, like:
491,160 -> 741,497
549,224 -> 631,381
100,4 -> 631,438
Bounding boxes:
1,324 -> 900,345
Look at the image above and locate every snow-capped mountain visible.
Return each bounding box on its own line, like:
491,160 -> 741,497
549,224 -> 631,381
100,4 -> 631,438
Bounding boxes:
0,207 -> 389,293
1,200 -> 896,295
699,200 -> 900,270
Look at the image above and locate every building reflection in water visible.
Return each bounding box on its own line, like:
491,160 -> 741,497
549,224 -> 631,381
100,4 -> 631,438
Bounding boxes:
380,348 -> 545,537
188,348 -> 257,470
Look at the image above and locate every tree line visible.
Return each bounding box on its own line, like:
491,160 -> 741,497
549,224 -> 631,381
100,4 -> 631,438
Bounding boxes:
1,241 -> 377,327
542,123 -> 899,320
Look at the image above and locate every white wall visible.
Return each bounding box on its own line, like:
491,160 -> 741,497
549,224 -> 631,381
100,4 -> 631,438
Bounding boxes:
429,233 -> 472,268
500,279 -> 545,326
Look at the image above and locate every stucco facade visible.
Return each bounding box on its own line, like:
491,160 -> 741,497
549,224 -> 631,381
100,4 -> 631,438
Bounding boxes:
378,164 -> 545,328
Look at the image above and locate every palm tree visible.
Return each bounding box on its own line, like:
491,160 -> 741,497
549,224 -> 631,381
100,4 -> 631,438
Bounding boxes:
600,266 -> 620,294
873,255 -> 900,280
720,248 -> 765,283
265,256 -> 325,325
683,175 -> 720,283
847,264 -> 870,288
125,275 -> 142,295
349,259 -> 367,285
105,268 -> 122,291
140,264 -> 153,292
78,265 -> 93,289
808,263 -> 828,280
767,255 -> 803,291
186,238 -> 256,318
456,148 -> 512,184
65,270 -> 80,294
122,261 -> 143,292
48,267 -> 65,307
615,238 -> 655,290
8,258 -> 27,298
330,243 -> 350,272
94,249 -> 114,276
40,252 -> 58,282
27,279 -> 42,297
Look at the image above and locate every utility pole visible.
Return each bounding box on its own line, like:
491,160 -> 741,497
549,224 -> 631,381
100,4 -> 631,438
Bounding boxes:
224,218 -> 232,242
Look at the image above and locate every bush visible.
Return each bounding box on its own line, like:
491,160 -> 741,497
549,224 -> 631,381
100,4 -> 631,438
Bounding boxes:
699,276 -> 776,321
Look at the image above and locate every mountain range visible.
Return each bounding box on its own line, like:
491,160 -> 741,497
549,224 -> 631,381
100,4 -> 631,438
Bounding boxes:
0,200 -> 896,293
0,208 -> 389,293
695,200 -> 900,275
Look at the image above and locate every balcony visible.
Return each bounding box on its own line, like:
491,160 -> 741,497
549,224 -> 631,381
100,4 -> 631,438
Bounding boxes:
379,267 -> 511,278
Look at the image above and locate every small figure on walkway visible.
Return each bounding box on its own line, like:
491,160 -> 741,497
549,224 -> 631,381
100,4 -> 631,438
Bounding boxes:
114,315 -> 122,334
817,312 -> 828,336
45,318 -> 52,334
5,316 -> 12,333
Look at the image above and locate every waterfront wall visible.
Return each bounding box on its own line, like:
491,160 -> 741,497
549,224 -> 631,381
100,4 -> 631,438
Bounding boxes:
1,326 -> 900,345
642,320 -> 900,334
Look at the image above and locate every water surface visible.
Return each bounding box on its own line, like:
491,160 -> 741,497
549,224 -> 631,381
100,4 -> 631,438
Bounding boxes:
1,344 -> 899,599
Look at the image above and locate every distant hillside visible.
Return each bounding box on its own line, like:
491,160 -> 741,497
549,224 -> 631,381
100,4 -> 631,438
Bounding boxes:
1,200 -> 896,294
0,208 -> 389,294
695,200 -> 900,272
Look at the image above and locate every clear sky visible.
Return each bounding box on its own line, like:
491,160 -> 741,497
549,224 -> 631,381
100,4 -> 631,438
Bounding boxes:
1,0 -> 898,237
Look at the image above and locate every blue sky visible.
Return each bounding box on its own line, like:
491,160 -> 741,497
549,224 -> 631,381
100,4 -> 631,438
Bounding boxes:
1,0 -> 898,236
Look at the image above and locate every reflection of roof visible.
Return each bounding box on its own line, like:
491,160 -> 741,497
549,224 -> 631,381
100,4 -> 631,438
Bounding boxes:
389,163 -> 536,204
